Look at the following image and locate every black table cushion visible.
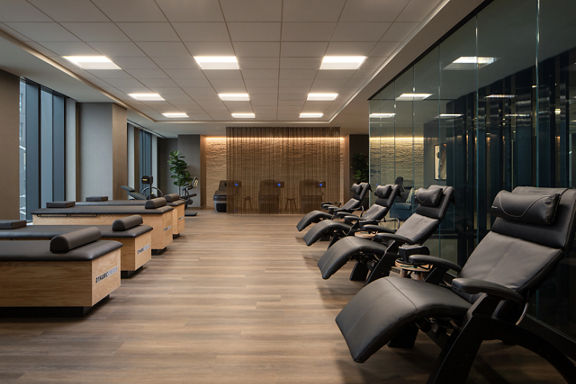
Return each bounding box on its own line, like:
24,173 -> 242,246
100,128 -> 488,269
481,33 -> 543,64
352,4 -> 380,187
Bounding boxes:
0,240 -> 122,261
32,205 -> 173,215
0,220 -> 27,229
0,224 -> 152,239
50,227 -> 102,253
46,201 -> 75,208
112,215 -> 143,231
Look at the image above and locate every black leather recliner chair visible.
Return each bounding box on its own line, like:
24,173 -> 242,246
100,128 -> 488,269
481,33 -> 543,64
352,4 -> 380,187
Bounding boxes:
213,180 -> 241,212
317,185 -> 454,283
335,187 -> 576,383
296,182 -> 371,232
302,184 -> 400,247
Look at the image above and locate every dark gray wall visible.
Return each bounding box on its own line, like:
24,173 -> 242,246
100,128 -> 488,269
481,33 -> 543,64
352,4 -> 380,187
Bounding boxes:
158,138 -> 178,196
349,134 -> 369,184
178,135 -> 201,207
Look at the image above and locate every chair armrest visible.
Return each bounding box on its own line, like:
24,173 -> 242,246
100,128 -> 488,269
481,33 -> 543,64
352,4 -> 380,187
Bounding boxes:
334,211 -> 356,219
373,232 -> 416,245
409,255 -> 462,272
343,215 -> 360,222
334,208 -> 353,215
398,245 -> 429,262
358,219 -> 378,226
361,224 -> 395,233
451,278 -> 524,304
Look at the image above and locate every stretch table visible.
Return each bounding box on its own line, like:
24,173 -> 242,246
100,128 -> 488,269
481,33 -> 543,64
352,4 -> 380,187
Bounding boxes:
32,205 -> 173,252
0,239 -> 121,309
77,199 -> 186,237
0,224 -> 152,276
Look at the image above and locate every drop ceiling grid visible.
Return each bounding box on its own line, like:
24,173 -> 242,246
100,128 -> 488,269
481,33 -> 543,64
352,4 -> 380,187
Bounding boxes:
0,0 -> 445,123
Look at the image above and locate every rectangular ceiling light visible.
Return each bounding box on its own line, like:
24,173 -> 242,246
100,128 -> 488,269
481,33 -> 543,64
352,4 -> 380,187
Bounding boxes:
163,112 -> 189,118
396,93 -> 432,101
485,94 -> 515,99
299,112 -> 323,118
320,56 -> 366,70
63,55 -> 120,70
438,113 -> 463,118
307,92 -> 338,101
129,93 -> 165,101
444,56 -> 497,70
194,56 -> 239,70
369,113 -> 396,118
231,112 -> 255,119
219,93 -> 250,101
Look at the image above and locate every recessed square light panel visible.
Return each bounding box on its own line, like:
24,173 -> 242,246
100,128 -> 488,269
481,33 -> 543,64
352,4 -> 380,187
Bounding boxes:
63,56 -> 120,70
194,56 -> 239,70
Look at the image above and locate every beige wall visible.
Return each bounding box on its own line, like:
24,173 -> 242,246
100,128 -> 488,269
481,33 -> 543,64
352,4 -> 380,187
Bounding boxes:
201,136 -> 227,209
0,70 -> 20,219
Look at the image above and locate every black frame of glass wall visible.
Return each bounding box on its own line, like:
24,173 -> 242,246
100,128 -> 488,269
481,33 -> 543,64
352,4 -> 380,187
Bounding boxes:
369,0 -> 576,345
20,79 -> 68,220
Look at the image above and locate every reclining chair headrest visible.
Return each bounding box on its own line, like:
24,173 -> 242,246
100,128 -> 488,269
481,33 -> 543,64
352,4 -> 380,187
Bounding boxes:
163,193 -> 181,203
351,182 -> 371,201
112,215 -> 143,231
374,185 -> 391,199
373,184 -> 400,208
0,220 -> 27,229
145,197 -> 167,209
491,187 -> 575,249
50,227 -> 102,253
414,185 -> 454,220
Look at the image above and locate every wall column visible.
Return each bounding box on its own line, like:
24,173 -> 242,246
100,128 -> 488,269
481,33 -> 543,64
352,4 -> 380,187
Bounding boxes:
0,70 -> 20,219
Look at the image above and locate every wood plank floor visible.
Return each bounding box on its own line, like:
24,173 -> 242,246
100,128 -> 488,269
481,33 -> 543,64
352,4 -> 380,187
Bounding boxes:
0,211 -> 566,383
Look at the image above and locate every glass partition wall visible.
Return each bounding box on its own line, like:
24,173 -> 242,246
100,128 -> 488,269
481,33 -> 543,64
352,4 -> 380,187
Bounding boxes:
369,0 -> 576,340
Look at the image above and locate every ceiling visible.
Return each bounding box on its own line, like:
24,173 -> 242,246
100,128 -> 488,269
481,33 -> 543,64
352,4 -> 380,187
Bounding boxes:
0,0 -> 450,136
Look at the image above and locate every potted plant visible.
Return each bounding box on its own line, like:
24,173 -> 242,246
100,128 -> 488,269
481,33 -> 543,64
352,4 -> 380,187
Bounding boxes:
168,150 -> 193,196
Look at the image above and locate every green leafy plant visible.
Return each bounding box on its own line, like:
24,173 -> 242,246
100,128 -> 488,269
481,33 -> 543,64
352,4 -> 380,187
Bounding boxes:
168,150 -> 193,196
351,153 -> 369,183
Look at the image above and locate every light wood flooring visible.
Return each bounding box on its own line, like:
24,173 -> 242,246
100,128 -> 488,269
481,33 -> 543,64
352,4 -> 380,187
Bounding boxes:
0,211 -> 566,383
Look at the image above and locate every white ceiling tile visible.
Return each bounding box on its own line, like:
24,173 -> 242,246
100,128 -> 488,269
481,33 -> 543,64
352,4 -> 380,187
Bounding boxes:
6,22 -> 80,42
40,41 -> 99,55
282,23 -> 336,41
62,23 -> 129,42
118,23 -> 179,42
340,0 -> 410,22
183,87 -> 216,96
0,23 -> 34,41
172,23 -> 229,42
370,41 -> 397,57
221,100 -> 251,109
112,56 -> 159,69
203,70 -> 243,81
220,0 -> 282,22
282,0 -> 346,22
280,58 -> 321,69
311,77 -> 349,88
380,22 -> 418,42
139,77 -> 178,88
244,77 -> 278,88
128,69 -> 170,79
170,76 -> 210,87
251,98 -> 277,106
90,42 -> 145,57
156,0 -> 224,22
234,42 -> 280,57
0,1 -> 51,21
242,69 -> 278,79
87,69 -> 134,79
137,42 -> 190,56
278,78 -> 313,88
184,42 -> 234,56
228,23 -> 280,42
281,42 -> 327,57
153,56 -> 197,69
164,68 -> 205,80
397,0 -> 443,22
279,69 -> 316,80
331,22 -> 390,42
239,57 -> 279,69
92,0 -> 166,22
28,0 -> 107,22
209,78 -> 246,91
108,78 -> 147,91
245,87 -> 277,95
325,42 -> 376,55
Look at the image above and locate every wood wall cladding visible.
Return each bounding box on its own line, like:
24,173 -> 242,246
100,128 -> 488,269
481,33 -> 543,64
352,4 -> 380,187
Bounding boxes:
201,136 -> 227,209
226,127 -> 341,214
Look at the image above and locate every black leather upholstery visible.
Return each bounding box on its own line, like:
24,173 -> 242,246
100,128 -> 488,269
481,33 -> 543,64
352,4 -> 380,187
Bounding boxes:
491,190 -> 560,226
0,220 -> 27,229
336,277 -> 469,362
0,224 -> 152,239
46,201 -> 75,208
394,214 -> 438,244
145,197 -> 167,209
0,239 -> 122,261
414,187 -> 443,207
86,196 -> 109,202
112,215 -> 144,231
33,205 -> 173,215
163,193 -> 181,203
50,227 -> 102,253
296,210 -> 332,231
318,237 -> 388,279
414,185 -> 454,220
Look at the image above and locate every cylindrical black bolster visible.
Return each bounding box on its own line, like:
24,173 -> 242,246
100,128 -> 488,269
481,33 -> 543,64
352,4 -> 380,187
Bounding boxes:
145,197 -> 167,209
46,201 -> 76,208
50,227 -> 102,253
0,220 -> 27,229
112,215 -> 143,231
86,196 -> 109,202
163,193 -> 181,202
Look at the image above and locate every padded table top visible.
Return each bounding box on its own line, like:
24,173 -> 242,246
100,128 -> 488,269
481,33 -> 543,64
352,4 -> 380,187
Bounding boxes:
0,240 -> 122,261
77,199 -> 186,207
0,225 -> 152,239
32,205 -> 173,215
